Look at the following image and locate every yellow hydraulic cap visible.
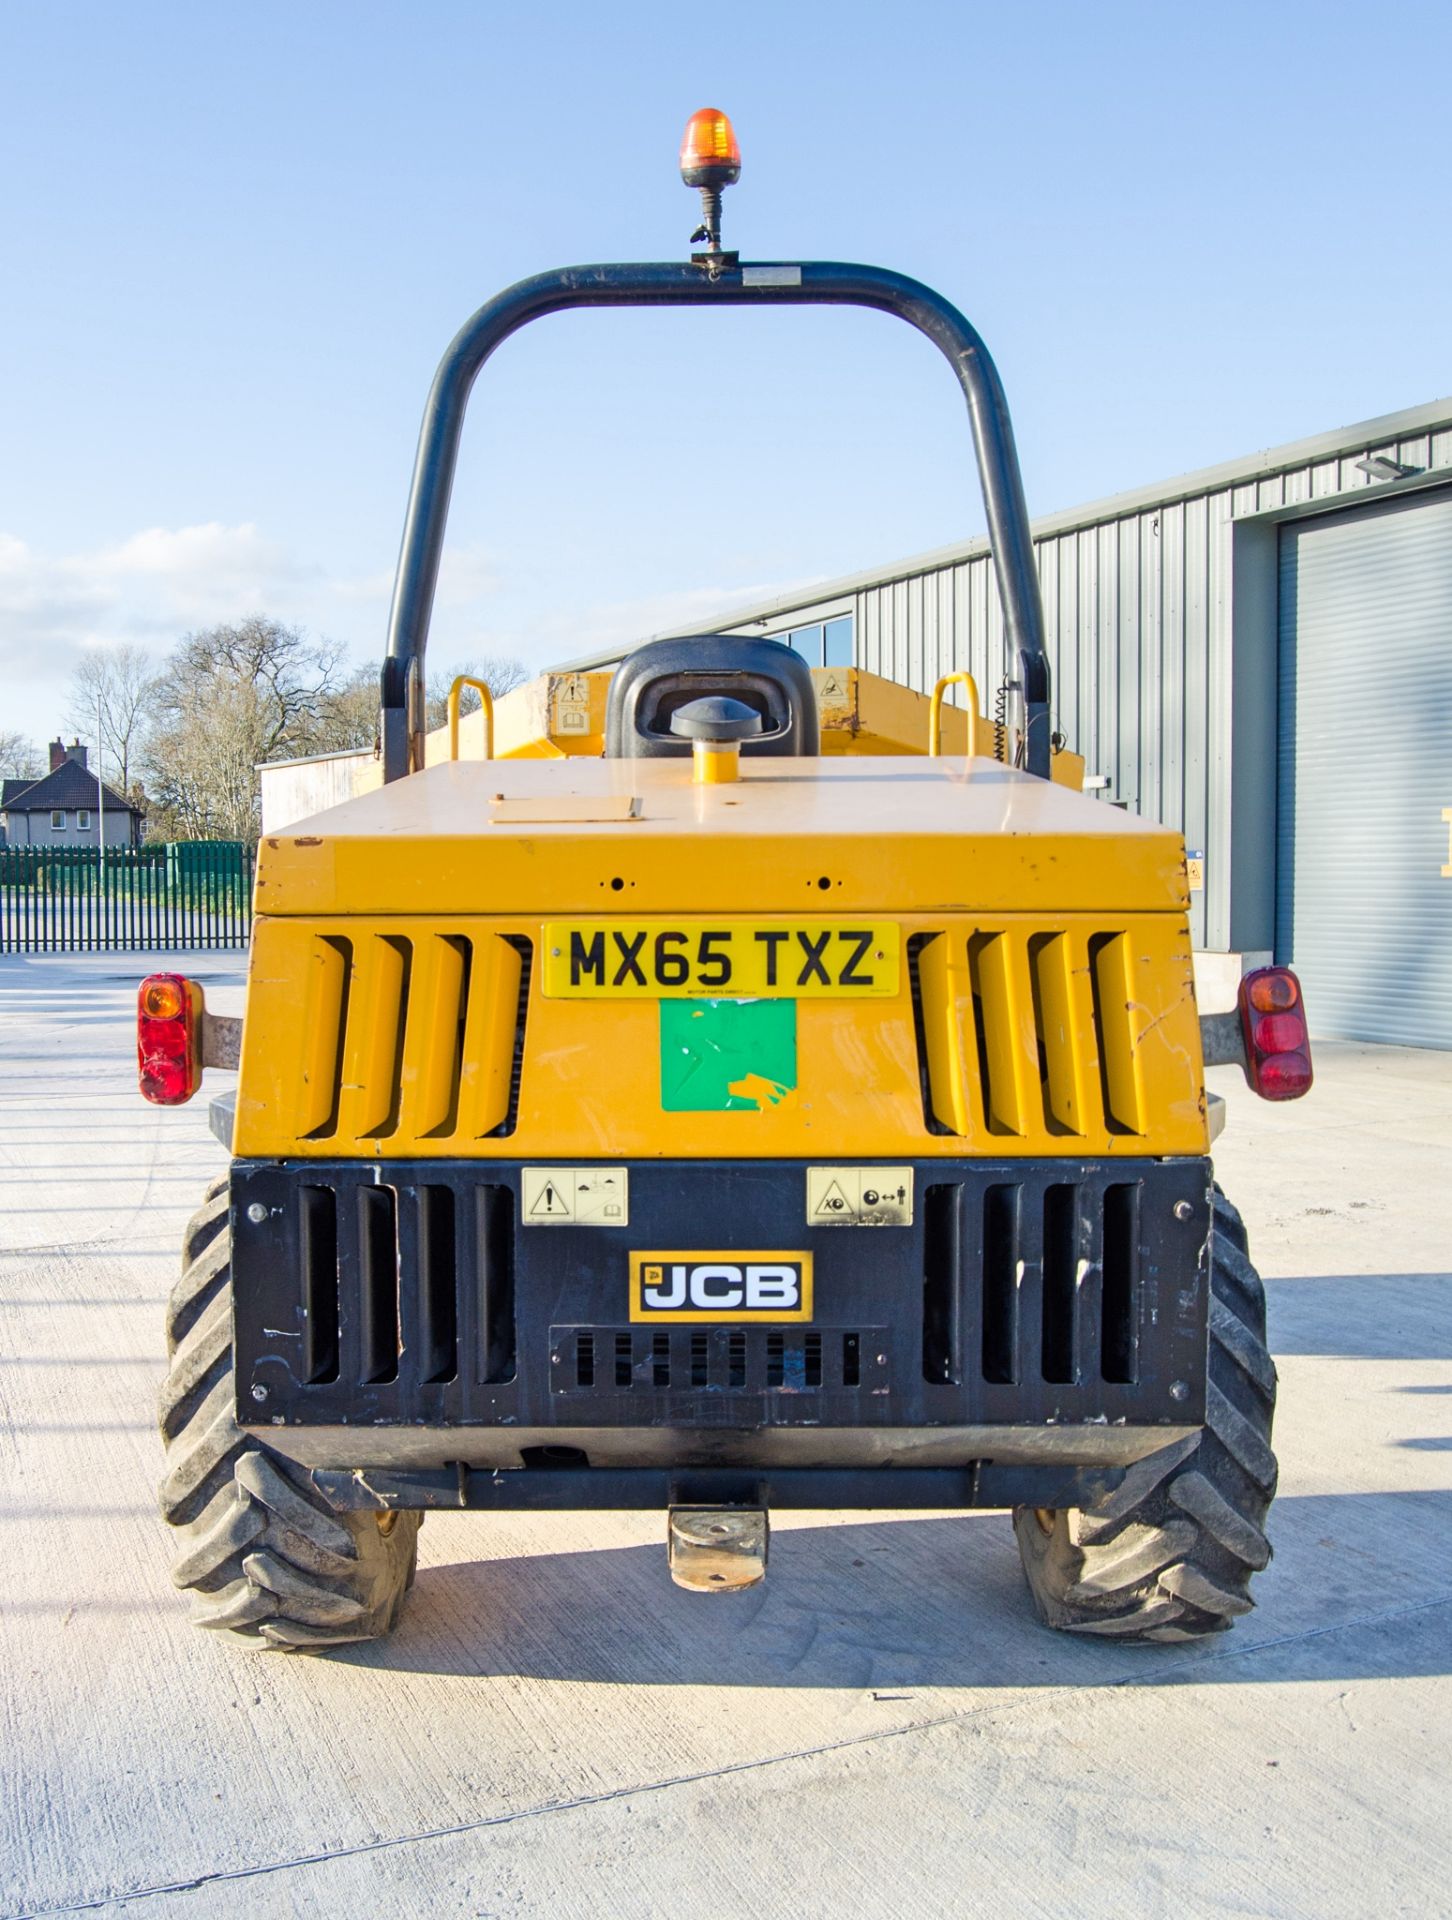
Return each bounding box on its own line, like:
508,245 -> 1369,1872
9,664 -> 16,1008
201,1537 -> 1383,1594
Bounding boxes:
669,694 -> 761,784
692,739 -> 739,784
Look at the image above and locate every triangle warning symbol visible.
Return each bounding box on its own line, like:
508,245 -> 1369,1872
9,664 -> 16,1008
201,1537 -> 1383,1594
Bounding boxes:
815,1179 -> 853,1217
531,1180 -> 571,1218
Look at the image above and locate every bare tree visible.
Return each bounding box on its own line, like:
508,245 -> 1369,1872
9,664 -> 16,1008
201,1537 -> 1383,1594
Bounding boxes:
0,731 -> 42,781
168,618 -> 345,761
138,629 -> 530,842
143,673 -> 276,845
314,665 -> 381,755
63,644 -> 155,795
312,654 -> 534,754
140,618 -> 347,844
423,655 -> 530,733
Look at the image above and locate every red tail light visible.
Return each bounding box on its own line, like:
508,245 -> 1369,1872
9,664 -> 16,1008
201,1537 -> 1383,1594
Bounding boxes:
1238,966 -> 1313,1101
138,973 -> 201,1105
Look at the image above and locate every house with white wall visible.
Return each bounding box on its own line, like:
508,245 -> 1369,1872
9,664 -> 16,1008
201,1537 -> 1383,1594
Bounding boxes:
0,741 -> 143,848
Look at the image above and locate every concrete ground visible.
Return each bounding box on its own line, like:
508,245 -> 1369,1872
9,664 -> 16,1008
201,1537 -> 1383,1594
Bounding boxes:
1,952 -> 1449,1919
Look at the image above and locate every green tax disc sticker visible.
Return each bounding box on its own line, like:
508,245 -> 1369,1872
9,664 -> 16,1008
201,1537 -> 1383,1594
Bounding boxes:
659,999 -> 798,1112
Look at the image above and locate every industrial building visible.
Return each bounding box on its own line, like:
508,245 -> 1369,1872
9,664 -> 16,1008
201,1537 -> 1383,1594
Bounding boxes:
264,399 -> 1452,1050
562,397 -> 1452,1050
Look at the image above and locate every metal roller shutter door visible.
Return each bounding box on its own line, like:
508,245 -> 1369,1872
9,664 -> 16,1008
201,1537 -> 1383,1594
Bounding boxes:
1276,488 -> 1452,1048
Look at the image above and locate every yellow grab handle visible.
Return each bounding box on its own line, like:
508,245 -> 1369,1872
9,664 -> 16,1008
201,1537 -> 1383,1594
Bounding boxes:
928,672 -> 981,758
447,675 -> 495,761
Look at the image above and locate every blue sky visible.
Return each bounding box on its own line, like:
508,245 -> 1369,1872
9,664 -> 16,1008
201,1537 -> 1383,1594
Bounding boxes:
2,0 -> 1448,745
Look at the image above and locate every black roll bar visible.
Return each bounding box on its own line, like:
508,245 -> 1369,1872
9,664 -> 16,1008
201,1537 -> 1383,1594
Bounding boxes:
380,260 -> 1051,780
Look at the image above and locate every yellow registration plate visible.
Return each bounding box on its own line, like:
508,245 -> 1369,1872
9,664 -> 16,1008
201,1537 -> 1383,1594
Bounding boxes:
541,920 -> 900,998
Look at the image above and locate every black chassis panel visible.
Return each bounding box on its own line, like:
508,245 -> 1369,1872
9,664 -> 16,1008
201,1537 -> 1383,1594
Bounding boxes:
232,1156 -> 1212,1509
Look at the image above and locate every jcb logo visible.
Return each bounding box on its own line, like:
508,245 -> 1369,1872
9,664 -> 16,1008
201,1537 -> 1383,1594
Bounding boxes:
629,1252 -> 813,1322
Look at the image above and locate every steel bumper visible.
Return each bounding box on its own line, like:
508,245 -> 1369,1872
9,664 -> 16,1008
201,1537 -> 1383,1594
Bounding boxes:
232,1155 -> 1212,1507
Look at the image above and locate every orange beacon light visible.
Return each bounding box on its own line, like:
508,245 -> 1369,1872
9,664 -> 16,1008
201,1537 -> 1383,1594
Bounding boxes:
679,108 -> 741,188
680,108 -> 741,264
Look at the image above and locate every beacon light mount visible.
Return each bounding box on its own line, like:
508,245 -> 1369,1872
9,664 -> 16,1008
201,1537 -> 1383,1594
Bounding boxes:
379,121 -> 1056,782
680,107 -> 742,278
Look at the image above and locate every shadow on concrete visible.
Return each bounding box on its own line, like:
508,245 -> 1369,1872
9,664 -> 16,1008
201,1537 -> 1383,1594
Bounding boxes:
1269,1272 -> 1452,1359
331,1491 -> 1452,1690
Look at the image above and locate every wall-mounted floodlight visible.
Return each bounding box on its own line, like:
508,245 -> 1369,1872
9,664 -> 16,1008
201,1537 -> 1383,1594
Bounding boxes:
1356,454 -> 1422,481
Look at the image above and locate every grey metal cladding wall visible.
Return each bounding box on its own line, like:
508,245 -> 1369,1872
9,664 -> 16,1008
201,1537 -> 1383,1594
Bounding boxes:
855,500 -> 1225,944
854,423 -> 1452,950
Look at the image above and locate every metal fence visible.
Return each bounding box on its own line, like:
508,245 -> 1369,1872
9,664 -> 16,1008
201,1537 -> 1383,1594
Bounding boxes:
0,843 -> 254,954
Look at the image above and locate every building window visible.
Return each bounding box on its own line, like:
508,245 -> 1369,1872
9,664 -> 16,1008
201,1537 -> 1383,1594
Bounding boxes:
777,614 -> 853,668
50,810 -> 66,831
77,809 -> 91,830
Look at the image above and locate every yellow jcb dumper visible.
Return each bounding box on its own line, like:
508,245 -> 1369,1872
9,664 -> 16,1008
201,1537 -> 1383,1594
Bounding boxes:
141,111 -> 1312,1649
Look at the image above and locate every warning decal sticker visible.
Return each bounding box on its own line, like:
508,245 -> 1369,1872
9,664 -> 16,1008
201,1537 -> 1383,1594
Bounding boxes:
806,1167 -> 914,1227
521,1167 -> 630,1227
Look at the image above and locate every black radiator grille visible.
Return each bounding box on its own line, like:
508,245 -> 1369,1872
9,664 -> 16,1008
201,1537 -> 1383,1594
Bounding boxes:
291,1178 -> 515,1392
551,1326 -> 886,1396
231,1158 -> 1209,1433
922,1177 -> 1145,1397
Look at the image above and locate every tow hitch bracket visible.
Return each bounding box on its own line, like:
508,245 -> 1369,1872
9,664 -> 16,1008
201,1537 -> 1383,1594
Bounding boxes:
668,1507 -> 769,1592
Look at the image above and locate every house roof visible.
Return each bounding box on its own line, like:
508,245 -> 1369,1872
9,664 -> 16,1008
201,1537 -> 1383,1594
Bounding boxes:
1,763 -> 139,814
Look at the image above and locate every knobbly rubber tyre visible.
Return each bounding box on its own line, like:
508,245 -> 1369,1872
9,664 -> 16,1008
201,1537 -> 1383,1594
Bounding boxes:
158,1178 -> 422,1649
1012,1187 -> 1276,1643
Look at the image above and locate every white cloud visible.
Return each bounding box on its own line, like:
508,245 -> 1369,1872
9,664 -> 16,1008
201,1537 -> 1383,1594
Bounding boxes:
0,518 -> 816,744
0,532 -> 113,648
513,578 -> 826,663
0,522 -> 386,740
329,566 -> 396,606
0,522 -> 314,658
434,542 -> 501,609
80,522 -> 309,592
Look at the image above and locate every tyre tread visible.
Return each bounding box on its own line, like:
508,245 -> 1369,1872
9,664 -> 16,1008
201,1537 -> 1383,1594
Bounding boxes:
158,1188 -> 419,1650
1013,1179 -> 1277,1642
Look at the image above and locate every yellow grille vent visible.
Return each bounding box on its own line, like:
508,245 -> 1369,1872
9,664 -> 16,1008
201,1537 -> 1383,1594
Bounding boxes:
912,920 -> 1200,1144
241,921 -> 527,1151
235,912 -> 1204,1161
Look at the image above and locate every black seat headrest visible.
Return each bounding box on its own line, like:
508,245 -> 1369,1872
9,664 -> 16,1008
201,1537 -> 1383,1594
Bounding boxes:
604,635 -> 819,758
